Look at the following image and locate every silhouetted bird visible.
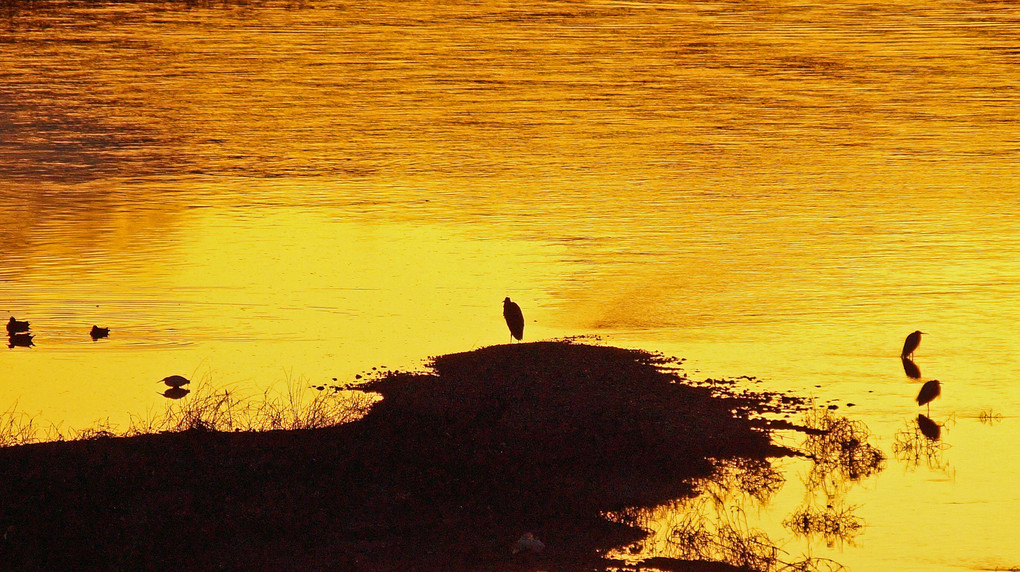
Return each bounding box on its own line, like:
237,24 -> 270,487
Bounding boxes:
503,297 -> 524,342
901,357 -> 921,379
8,332 -> 34,348
916,379 -> 941,413
7,317 -> 29,335
916,413 -> 941,441
90,325 -> 110,340
160,375 -> 191,388
901,330 -> 925,359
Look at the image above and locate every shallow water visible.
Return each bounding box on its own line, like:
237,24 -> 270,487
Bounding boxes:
3,1 -> 1020,569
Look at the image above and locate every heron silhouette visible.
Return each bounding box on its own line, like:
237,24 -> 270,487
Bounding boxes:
503,297 -> 524,343
916,379 -> 941,414
901,330 -> 925,359
6,317 -> 29,336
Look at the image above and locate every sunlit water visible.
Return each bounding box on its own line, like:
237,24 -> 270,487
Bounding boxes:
2,1 -> 1020,569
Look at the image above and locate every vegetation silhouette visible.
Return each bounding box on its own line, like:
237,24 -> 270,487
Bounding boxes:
0,342 -> 814,570
893,415 -> 952,473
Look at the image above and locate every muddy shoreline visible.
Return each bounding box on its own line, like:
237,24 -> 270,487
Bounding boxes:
0,341 -> 815,571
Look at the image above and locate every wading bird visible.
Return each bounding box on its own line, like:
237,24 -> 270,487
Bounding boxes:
916,379 -> 941,414
7,317 -> 29,335
503,297 -> 524,342
901,330 -> 925,359
90,325 -> 110,340
160,375 -> 191,389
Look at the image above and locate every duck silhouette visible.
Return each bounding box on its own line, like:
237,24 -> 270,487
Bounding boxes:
90,325 -> 110,340
7,317 -> 29,335
160,375 -> 190,389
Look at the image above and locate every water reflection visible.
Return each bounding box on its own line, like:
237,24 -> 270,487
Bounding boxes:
161,387 -> 190,400
916,413 -> 941,441
784,409 -> 882,549
893,415 -> 953,474
7,333 -> 34,348
900,357 -> 921,380
610,410 -> 884,570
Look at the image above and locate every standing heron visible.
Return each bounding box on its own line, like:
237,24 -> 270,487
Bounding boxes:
901,330 -> 926,359
503,297 -> 524,343
916,379 -> 941,414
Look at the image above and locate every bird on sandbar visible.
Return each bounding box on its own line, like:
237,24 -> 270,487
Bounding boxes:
7,317 -> 29,335
90,325 -> 110,340
916,379 -> 941,414
503,297 -> 524,343
160,375 -> 191,389
901,330 -> 925,359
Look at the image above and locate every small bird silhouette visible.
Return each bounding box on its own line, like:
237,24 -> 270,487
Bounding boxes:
160,375 -> 191,388
503,297 -> 524,343
6,317 -> 29,335
901,330 -> 925,359
90,325 -> 110,340
916,379 -> 941,414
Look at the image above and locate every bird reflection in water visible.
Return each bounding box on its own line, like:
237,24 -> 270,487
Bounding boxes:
916,414 -> 941,441
901,357 -> 921,379
161,387 -> 190,399
8,332 -> 34,348
893,415 -> 952,473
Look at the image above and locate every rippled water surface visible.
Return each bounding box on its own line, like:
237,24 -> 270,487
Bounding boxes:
3,1 -> 1020,569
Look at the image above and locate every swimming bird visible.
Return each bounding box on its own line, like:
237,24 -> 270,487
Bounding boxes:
916,379 -> 941,413
7,317 -> 29,335
901,330 -> 925,359
8,332 -> 34,348
90,325 -> 110,340
503,297 -> 524,342
160,375 -> 191,388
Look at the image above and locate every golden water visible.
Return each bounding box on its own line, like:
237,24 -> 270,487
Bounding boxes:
3,1 -> 1020,569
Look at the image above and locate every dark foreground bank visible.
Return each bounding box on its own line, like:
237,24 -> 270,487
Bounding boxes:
0,341 -> 811,571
